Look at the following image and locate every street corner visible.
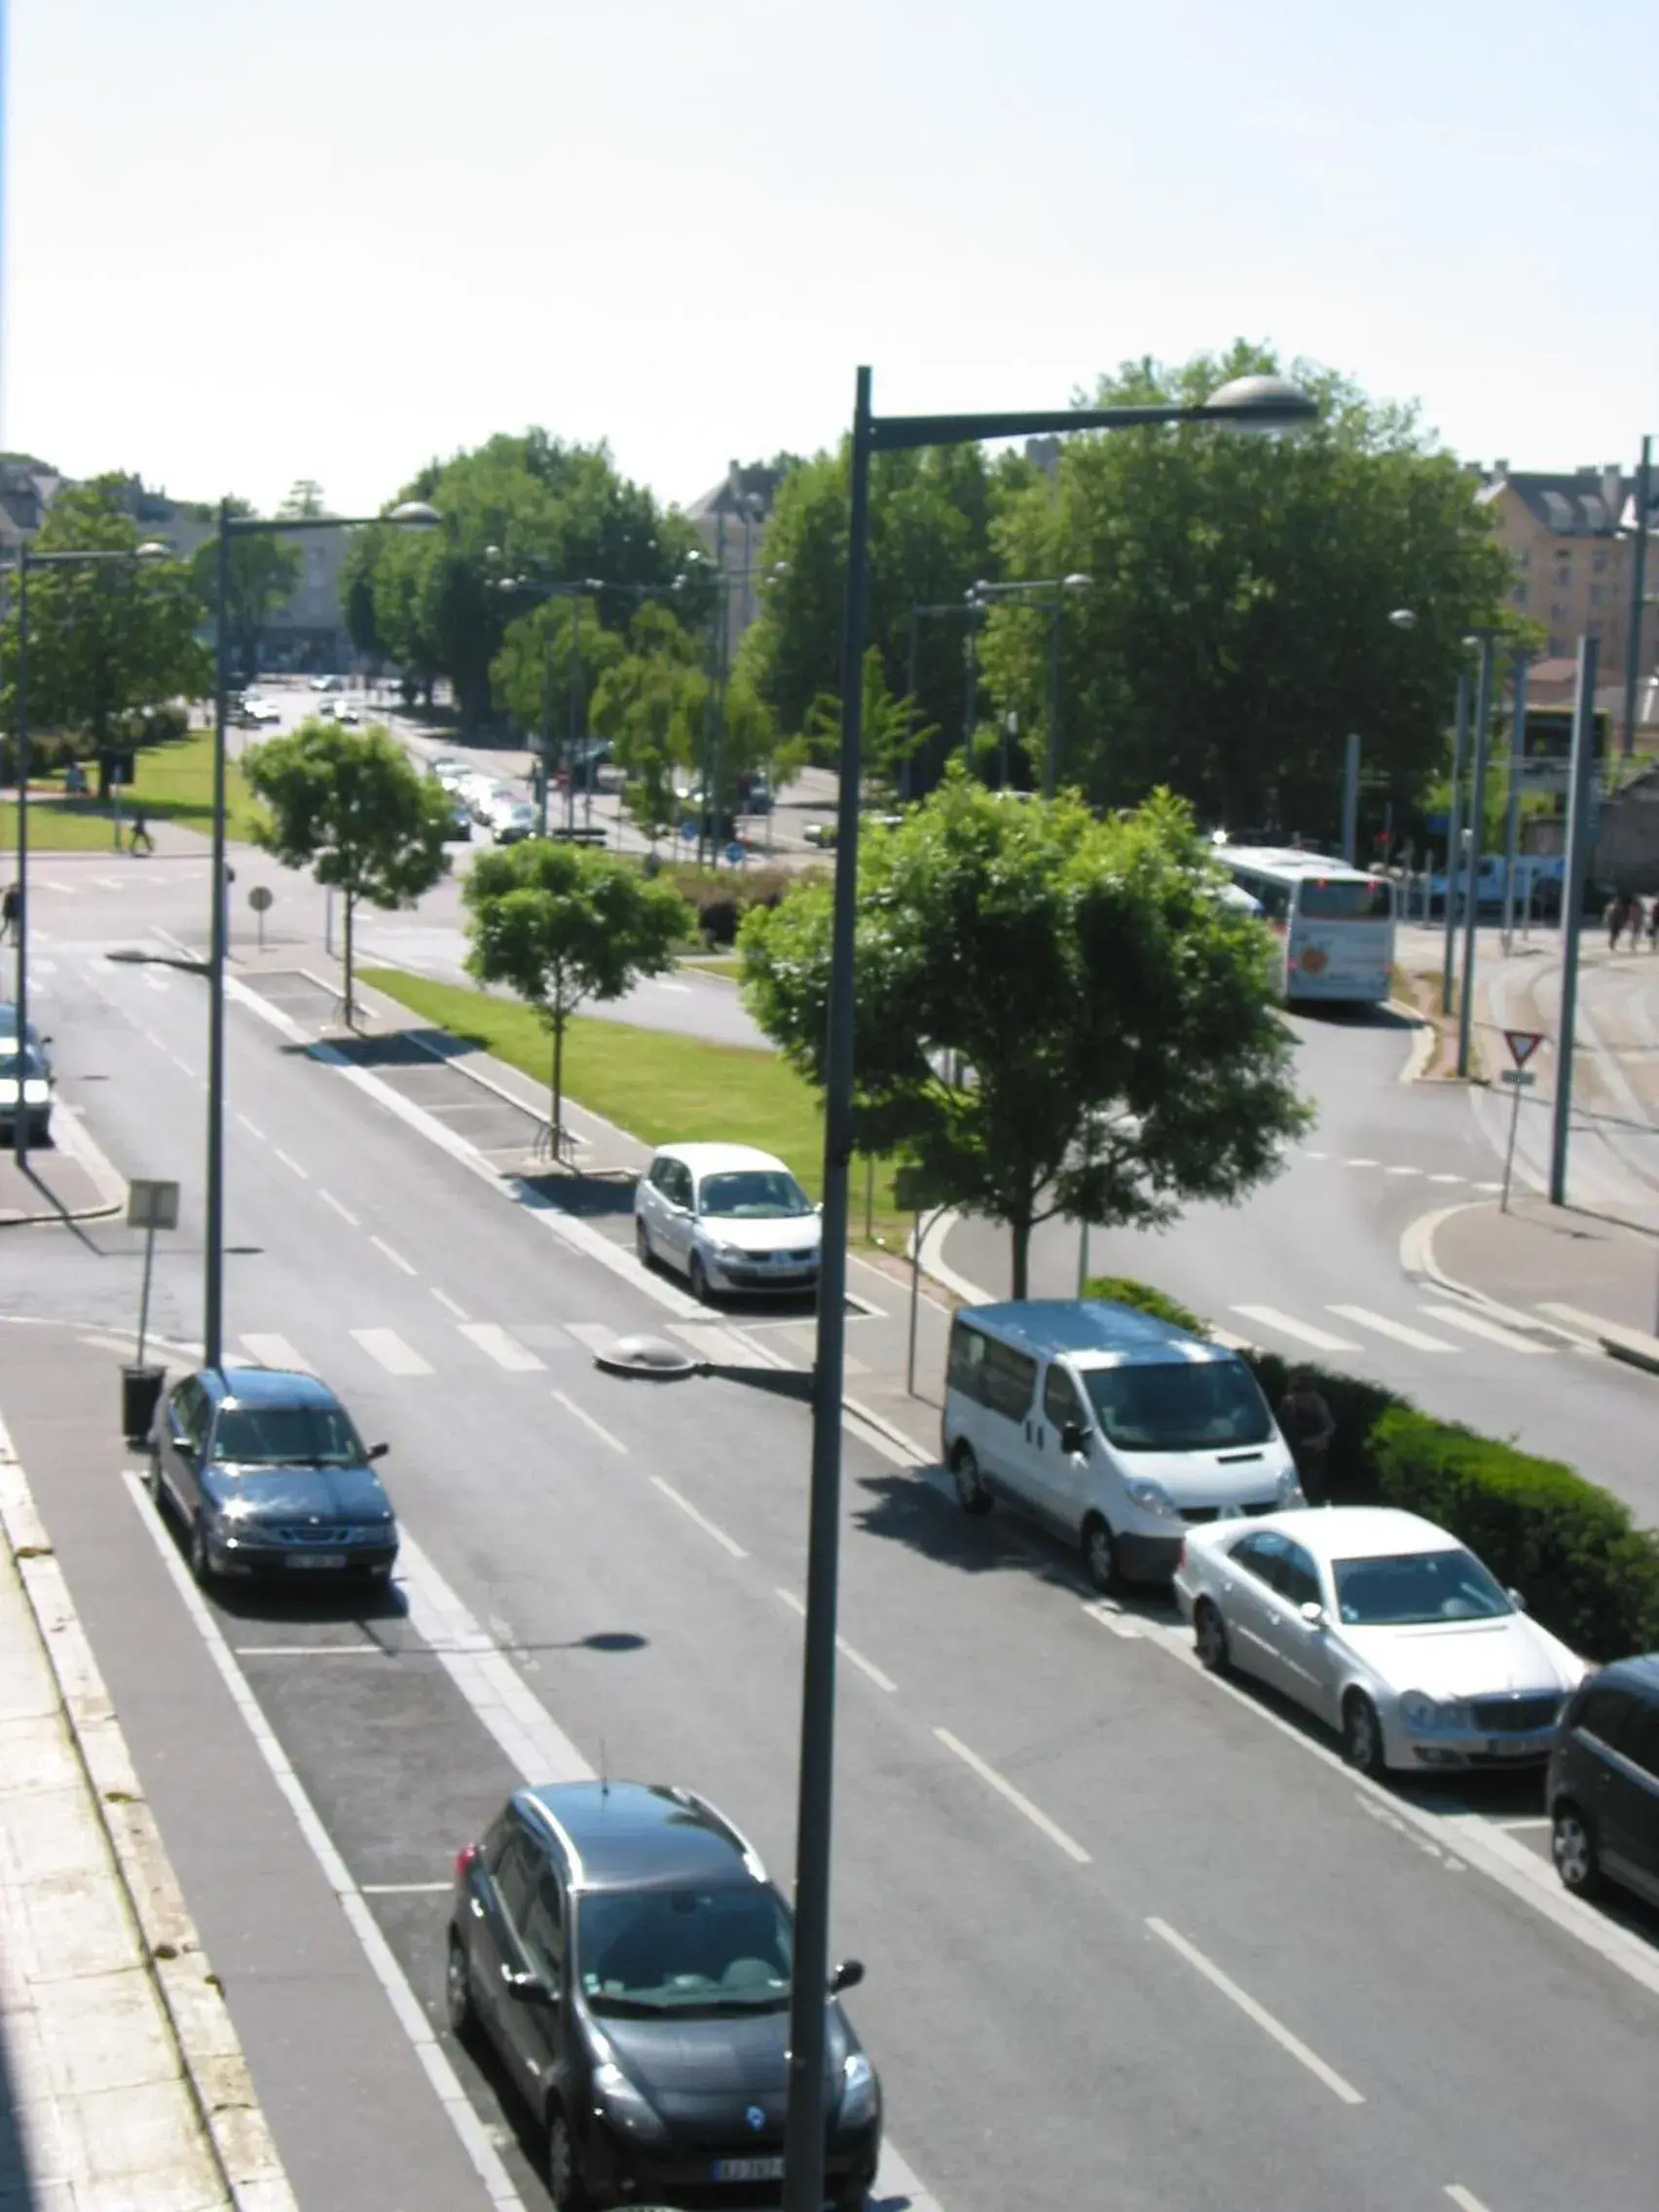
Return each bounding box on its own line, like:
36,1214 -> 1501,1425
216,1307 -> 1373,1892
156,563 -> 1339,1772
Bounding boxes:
0,1119 -> 126,1227
1412,1189 -> 1659,1357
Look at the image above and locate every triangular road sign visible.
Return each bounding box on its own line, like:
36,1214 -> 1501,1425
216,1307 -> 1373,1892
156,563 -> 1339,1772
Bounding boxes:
1504,1029 -> 1546,1068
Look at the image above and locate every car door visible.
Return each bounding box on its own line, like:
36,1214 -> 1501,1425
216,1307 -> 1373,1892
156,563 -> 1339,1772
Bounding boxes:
1217,1532 -> 1293,1688
1036,1360 -> 1091,1534
641,1158 -> 673,1248
495,1855 -> 571,2103
466,1822 -> 547,2093
662,1160 -> 697,1271
159,1378 -> 207,1520
1596,1694 -> 1659,1906
976,1340 -> 1040,1506
1253,1536 -> 1334,1718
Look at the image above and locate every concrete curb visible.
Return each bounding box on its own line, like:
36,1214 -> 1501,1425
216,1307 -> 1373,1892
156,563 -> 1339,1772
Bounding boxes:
0,1102 -> 129,1229
0,1421 -> 297,2212
1397,1198 -> 1603,1352
1603,1333 -> 1659,1377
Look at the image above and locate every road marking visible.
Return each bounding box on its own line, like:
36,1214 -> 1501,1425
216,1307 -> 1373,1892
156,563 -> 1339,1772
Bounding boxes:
359,1882 -> 453,1896
239,1333 -> 313,1372
773,1588 -> 898,1691
43,878 -> 78,892
1445,2189 -> 1493,2212
563,1321 -> 619,1355
1345,1157 -> 1379,1167
351,1328 -> 434,1377
430,1286 -> 469,1320
235,1644 -> 382,1657
1327,1306 -> 1456,1354
1472,1181 -> 1503,1193
120,1473 -> 529,2211
1083,1598 -> 1142,1640
237,1112 -> 267,1140
1492,1815 -> 1549,1832
318,1189 -> 360,1227
1426,1172 -> 1465,1184
1302,1150 -> 1328,1160
654,980 -> 692,994
459,1322 -> 544,1373
1208,1325 -> 1253,1351
552,1388 -> 626,1455
274,1148 -> 309,1180
933,1728 -> 1090,1863
370,1234 -> 417,1275
1384,1163 -> 1423,1176
650,1476 -> 748,1559
169,1052 -> 195,1077
96,874 -> 127,890
1146,1918 -> 1364,2105
1230,1306 -> 1360,1354
1419,1304 -> 1552,1355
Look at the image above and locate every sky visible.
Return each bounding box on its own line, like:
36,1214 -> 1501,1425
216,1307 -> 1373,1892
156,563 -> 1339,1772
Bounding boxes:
5,0 -> 1656,519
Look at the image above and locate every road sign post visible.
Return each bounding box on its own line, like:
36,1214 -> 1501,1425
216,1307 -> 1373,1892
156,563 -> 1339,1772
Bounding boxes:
1498,1031 -> 1545,1214
248,882 -> 274,952
123,1179 -> 180,1438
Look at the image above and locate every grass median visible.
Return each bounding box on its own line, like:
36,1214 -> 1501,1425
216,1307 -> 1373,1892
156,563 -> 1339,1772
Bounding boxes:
360,963 -> 910,1244
0,728 -> 263,850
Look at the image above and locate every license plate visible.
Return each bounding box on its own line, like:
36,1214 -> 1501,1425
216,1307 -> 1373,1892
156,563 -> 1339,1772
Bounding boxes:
286,1552 -> 348,1570
1486,1737 -> 1544,1757
712,2157 -> 784,2182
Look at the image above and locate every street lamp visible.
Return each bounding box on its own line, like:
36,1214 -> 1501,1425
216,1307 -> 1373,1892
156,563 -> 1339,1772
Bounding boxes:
7,538 -> 169,1172
970,573 -> 1095,796
780,364 -> 1317,2212
903,599 -> 980,800
1455,625 -> 1505,1080
203,498 -> 438,1372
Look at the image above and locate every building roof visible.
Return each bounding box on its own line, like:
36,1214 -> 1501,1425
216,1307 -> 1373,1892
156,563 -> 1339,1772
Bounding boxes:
1479,464 -> 1654,538
685,461 -> 782,529
520,1782 -> 766,1893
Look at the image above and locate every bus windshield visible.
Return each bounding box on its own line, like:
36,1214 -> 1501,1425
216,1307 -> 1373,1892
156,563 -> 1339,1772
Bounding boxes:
1297,878 -> 1391,921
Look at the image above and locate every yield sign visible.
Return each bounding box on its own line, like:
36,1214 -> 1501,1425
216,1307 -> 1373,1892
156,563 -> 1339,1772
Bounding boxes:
1504,1029 -> 1546,1068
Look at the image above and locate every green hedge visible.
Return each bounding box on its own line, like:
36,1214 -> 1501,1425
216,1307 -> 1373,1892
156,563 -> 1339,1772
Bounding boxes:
1081,1271 -> 1659,1663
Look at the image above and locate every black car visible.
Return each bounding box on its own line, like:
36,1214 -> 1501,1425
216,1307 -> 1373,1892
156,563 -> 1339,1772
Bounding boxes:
448,1781 -> 880,2209
151,1365 -> 398,1587
1548,1654 -> 1659,1908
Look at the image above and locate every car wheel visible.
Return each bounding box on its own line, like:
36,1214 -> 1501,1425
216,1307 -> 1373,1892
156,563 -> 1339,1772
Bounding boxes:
1342,1691 -> 1385,1778
1551,1802 -> 1604,1899
444,1931 -> 477,2037
951,1443 -> 992,1517
546,2104 -> 590,2211
1194,1599 -> 1230,1674
1082,1513 -> 1120,1595
635,1217 -> 653,1270
688,1252 -> 712,1305
188,1513 -> 215,1589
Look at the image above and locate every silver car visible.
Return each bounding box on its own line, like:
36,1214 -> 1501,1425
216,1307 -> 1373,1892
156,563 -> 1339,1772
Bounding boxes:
1172,1504 -> 1585,1776
634,1142 -> 821,1303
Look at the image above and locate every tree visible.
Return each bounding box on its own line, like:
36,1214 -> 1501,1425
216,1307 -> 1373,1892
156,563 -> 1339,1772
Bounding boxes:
0,476 -> 209,757
242,719 -> 452,1024
279,480 -> 327,519
979,344 -> 1513,834
740,773 -> 1309,1297
588,606 -> 706,841
463,842 -> 689,1154
803,646 -> 934,800
490,593 -> 624,757
190,500 -> 303,680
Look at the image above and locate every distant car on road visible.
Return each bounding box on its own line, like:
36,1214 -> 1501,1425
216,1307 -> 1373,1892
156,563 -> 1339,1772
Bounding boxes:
448,1780 -> 880,2212
492,800 -> 538,844
1548,1653 -> 1659,1907
429,755 -> 467,791
468,776 -> 506,823
335,702 -> 361,725
150,1366 -> 399,1589
444,800 -> 473,843
0,1034 -> 54,1148
243,695 -> 282,725
635,1142 -> 821,1303
311,674 -> 343,693
1174,1504 -> 1585,1775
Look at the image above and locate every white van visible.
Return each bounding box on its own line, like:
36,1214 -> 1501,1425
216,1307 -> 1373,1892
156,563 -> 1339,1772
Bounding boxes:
941,1300 -> 1305,1590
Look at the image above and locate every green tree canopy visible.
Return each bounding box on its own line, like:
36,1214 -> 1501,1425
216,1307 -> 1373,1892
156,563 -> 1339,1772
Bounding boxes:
463,841 -> 689,1151
490,593 -> 625,753
190,501 -> 303,680
242,719 -> 452,1023
739,773 -> 1309,1295
979,343 -> 1513,834
1,476 -> 209,749
588,606 -> 708,839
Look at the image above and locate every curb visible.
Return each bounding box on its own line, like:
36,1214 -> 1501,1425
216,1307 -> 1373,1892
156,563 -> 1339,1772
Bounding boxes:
0,1106 -> 129,1228
1603,1334 -> 1659,1378
0,1421 -> 297,2212
1398,1198 -> 1603,1352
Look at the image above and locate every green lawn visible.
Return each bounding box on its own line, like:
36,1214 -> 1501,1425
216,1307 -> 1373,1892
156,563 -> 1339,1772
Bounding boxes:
360,964 -> 910,1243
684,955 -> 743,980
0,729 -> 261,850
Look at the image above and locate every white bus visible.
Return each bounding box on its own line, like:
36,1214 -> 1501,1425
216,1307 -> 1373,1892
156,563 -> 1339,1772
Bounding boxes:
1215,846 -> 1396,1005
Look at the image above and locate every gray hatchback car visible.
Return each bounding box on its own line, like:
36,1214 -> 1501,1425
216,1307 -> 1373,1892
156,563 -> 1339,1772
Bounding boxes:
1548,1655 -> 1659,1908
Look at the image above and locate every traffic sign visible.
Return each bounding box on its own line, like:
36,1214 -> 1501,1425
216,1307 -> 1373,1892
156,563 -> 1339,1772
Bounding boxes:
247,885 -> 274,913
1503,1029 -> 1545,1068
1500,1069 -> 1536,1088
127,1179 -> 180,1232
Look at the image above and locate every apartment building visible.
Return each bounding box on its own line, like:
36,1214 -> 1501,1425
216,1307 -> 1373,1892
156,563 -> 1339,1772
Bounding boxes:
1476,461 -> 1657,673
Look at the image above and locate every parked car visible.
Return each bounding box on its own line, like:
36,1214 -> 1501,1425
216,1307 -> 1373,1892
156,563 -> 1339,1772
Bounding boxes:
448,1780 -> 880,2212
1173,1503 -> 1586,1775
149,1366 -> 398,1588
429,755 -> 467,791
243,695 -> 282,725
335,702 -> 361,725
469,776 -> 507,823
943,1300 -> 1304,1590
0,1035 -> 54,1148
1548,1654 -> 1659,1907
444,800 -> 473,843
634,1143 -> 821,1303
493,800 -> 538,844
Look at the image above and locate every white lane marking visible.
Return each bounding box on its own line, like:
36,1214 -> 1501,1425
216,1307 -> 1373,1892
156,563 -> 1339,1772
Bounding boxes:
1302,1150 -> 1328,1160
933,1728 -> 1091,1863
649,1475 -> 748,1559
654,980 -> 692,994
1426,1172 -> 1465,1184
552,1389 -> 626,1456
563,1321 -> 618,1355
430,1286 -> 469,1320
237,1112 -> 267,1140
1147,1918 -> 1365,2106
1327,1306 -> 1456,1354
1384,1164 -> 1423,1176
1419,1304 -> 1552,1355
239,1333 -> 313,1372
1208,1324 -> 1253,1351
169,1052 -> 195,1076
236,1644 -> 382,1657
96,874 -> 126,890
274,1147 -> 310,1180
773,1588 -> 899,1692
458,1322 -> 544,1373
1083,1599 -> 1142,1641
1345,1157 -> 1379,1167
1230,1306 -> 1360,1354
319,1189 -> 360,1227
351,1328 -> 434,1377
670,1321 -> 758,1363
370,1234 -> 417,1275
360,1882 -> 454,1896
43,878 -> 78,892
1492,1815 -> 1550,1832
120,1473 -> 528,2212
1472,1181 -> 1503,1193
1445,2188 -> 1494,2212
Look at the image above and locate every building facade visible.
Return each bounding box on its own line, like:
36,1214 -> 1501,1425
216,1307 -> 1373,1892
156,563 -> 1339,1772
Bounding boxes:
685,461 -> 783,667
1476,461 -> 1657,679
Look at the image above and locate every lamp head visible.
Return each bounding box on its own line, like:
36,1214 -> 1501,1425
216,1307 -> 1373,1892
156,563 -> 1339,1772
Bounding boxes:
1387,608 -> 1418,631
134,541 -> 171,561
387,500 -> 441,529
1206,374 -> 1319,433
1063,572 -> 1094,591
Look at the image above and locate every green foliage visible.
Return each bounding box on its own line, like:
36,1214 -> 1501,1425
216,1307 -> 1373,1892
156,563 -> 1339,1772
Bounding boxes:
491,595 -> 624,745
1235,1349 -> 1404,1507
278,480 -> 327,519
0,477 -> 210,746
1082,1276 -> 1212,1340
803,647 -> 934,799
190,503 -> 303,678
740,774 -> 1309,1295
588,605 -> 708,838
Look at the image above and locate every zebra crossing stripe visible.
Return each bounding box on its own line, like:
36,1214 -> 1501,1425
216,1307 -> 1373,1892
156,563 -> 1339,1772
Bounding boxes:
1230,1307 -> 1360,1355
1327,1307 -> 1456,1354
350,1328 -> 434,1376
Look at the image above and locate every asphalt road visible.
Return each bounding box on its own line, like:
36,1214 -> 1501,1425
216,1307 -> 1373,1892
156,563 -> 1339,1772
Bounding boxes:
5,923 -> 1659,2212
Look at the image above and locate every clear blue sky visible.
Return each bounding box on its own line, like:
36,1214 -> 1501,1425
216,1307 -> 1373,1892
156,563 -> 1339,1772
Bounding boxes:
6,0 -> 1655,517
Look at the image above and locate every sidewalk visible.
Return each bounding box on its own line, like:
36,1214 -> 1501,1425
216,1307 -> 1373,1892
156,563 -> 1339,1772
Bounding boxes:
0,1120 -> 127,1230
1429,1192 -> 1659,1373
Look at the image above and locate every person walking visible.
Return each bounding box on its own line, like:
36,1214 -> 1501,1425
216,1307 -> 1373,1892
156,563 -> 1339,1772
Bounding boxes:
1279,1370 -> 1337,1504
0,882 -> 18,944
1608,893 -> 1627,952
1648,898 -> 1659,953
129,808 -> 155,856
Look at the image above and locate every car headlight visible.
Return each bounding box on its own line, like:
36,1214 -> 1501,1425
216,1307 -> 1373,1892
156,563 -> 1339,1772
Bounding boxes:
839,2050 -> 877,2129
1400,1692 -> 1471,1731
1124,1478 -> 1180,1521
214,1495 -> 253,1523
594,2061 -> 668,2142
1275,1467 -> 1306,1506
708,1240 -> 747,1265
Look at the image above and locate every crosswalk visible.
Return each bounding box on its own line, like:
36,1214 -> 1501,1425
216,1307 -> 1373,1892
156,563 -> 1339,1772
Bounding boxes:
231,1316 -> 765,1382
1229,1301 -> 1554,1360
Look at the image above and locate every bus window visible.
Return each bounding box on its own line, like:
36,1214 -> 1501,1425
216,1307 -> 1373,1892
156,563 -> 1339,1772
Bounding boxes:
1297,877 -> 1392,921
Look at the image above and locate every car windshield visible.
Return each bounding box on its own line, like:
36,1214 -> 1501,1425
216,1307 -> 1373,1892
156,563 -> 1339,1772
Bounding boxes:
1081,1359 -> 1272,1453
211,1401 -> 363,1466
1333,1549 -> 1513,1626
1297,878 -> 1392,921
697,1170 -> 813,1220
577,1886 -> 793,2017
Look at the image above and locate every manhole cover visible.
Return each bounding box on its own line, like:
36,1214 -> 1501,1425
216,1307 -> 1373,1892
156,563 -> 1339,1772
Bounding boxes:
592,1333 -> 699,1379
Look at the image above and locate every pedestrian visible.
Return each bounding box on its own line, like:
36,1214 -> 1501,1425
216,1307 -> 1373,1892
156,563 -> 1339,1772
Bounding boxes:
1278,1369 -> 1337,1504
1608,893 -> 1627,953
1648,899 -> 1659,953
0,882 -> 18,944
129,808 -> 154,856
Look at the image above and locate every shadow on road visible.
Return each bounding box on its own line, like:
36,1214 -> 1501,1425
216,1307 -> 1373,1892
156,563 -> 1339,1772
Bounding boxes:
1294,1002 -> 1419,1033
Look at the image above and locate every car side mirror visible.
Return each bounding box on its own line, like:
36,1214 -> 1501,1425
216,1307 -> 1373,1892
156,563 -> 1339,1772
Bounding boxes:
1059,1421 -> 1089,1457
502,1967 -> 558,2008
1506,1587 -> 1528,1613
368,1442 -> 389,1461
1299,1600 -> 1325,1627
830,1958 -> 864,1994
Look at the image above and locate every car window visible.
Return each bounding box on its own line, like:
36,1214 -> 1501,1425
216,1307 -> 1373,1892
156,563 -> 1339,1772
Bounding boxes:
210,1400 -> 363,1466
697,1169 -> 813,1220
1296,876 -> 1392,921
1333,1549 -> 1511,1626
947,1323 -> 988,1405
1578,1684 -> 1641,1753
1230,1531 -> 1288,1586
576,1886 -> 793,2018
648,1159 -> 673,1192
167,1380 -> 207,1451
490,1829 -> 541,1926
1080,1359 -> 1272,1453
670,1162 -> 694,1208
980,1339 -> 1037,1422
1276,1541 -> 1322,1609
517,1873 -> 566,1983
1043,1363 -> 1087,1429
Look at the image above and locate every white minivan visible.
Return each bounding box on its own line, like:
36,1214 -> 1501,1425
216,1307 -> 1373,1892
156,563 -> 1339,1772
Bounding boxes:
941,1300 -> 1305,1590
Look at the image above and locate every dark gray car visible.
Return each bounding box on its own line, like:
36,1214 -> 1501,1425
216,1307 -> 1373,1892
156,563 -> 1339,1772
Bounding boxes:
1548,1655 -> 1659,1907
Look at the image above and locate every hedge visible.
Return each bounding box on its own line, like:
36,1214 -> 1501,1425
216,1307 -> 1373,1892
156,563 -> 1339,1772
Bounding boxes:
1082,1272 -> 1659,1663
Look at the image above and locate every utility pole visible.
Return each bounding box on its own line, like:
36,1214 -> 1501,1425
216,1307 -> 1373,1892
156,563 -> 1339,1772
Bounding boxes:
1457,634 -> 1498,1079
1441,667 -> 1471,1015
1341,732 -> 1361,865
1621,434 -> 1651,759
1499,650 -> 1530,953
1548,635 -> 1601,1205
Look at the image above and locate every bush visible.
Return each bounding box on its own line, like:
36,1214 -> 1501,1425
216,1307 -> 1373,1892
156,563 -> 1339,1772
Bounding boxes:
1236,1350 -> 1401,1508
1083,1274 -> 1211,1340
699,897 -> 740,948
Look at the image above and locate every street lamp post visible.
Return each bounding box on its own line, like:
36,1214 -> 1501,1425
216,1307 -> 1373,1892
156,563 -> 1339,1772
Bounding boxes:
1620,435 -> 1652,760
903,600 -> 979,802
1457,628 -> 1503,1081
489,569 -> 604,838
203,498 -> 437,1373
969,574 -> 1095,796
1499,648 -> 1531,953
780,366 -> 1317,2212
